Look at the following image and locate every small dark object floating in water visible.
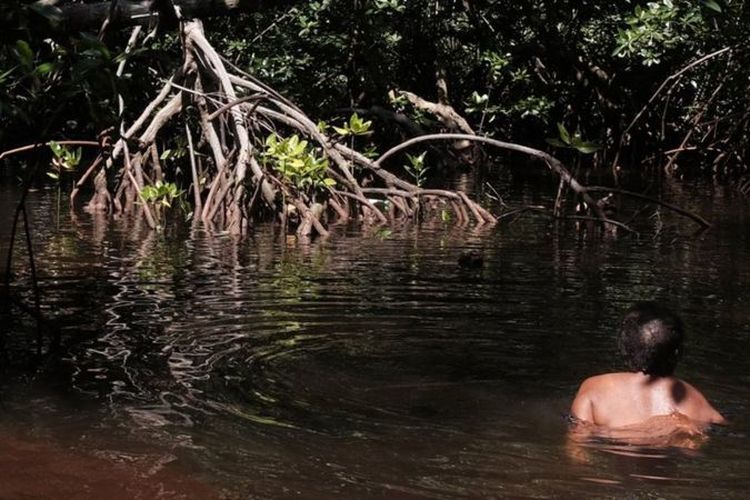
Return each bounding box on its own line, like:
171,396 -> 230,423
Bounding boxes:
458,250 -> 483,268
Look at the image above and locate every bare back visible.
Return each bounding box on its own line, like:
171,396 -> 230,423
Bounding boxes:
571,372 -> 725,428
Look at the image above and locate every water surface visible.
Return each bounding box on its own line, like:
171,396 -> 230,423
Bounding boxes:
1,177 -> 749,498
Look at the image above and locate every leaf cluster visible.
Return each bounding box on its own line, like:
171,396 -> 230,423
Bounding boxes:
546,123 -> 601,154
47,141 -> 82,180
262,134 -> 336,191
404,151 -> 429,187
332,113 -> 372,137
141,180 -> 183,207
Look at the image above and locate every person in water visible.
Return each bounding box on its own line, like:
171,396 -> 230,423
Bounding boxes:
571,302 -> 725,430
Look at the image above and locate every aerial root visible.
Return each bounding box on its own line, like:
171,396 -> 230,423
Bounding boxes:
44,19 -> 708,237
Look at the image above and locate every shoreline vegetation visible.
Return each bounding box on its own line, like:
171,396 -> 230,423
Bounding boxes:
1,1 -> 746,239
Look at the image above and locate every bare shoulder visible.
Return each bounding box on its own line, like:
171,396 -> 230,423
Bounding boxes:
672,378 -> 726,424
571,373 -> 623,423
576,372 -> 630,392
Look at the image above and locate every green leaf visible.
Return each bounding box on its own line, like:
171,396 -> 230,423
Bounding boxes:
703,0 -> 722,12
46,171 -> 59,180
34,62 -> 54,75
376,228 -> 393,240
574,142 -> 601,154
332,126 -> 350,136
322,178 -> 337,187
15,40 -> 33,68
556,123 -> 571,144
406,151 -> 427,170
0,66 -> 17,84
612,43 -> 627,57
48,141 -> 62,156
294,139 -> 308,155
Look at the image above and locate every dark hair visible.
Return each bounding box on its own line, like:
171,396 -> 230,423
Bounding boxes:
618,302 -> 684,376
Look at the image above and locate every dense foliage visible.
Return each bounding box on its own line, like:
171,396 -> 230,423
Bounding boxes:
1,1 -> 748,179
211,0 -> 748,173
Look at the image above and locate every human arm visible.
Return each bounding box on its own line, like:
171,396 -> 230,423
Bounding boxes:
570,379 -> 595,424
703,403 -> 726,425
567,380 -> 596,464
688,385 -> 726,425
674,379 -> 726,425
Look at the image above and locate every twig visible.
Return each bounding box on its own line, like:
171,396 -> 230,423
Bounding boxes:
70,154 -> 104,205
0,141 -> 99,162
97,0 -> 120,39
562,215 -> 638,235
663,78 -> 727,172
611,46 -> 734,170
621,46 -> 733,139
122,142 -> 157,229
185,123 -> 203,215
206,93 -> 264,121
248,9 -> 296,45
375,132 -> 608,220
585,186 -> 711,228
496,205 -> 548,220
484,182 -> 508,208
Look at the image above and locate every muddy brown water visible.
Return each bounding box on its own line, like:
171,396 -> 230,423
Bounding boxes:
1,177 -> 749,498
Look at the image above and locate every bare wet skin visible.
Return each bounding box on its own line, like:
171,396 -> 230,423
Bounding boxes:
571,372 -> 724,428
1,180 -> 750,498
567,412 -> 709,462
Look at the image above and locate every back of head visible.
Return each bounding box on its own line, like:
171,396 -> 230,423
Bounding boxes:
618,302 -> 684,376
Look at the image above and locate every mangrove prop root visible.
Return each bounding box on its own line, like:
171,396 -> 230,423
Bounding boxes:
66,19 -> 699,236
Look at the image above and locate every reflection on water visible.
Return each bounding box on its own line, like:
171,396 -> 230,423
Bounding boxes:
1,178 -> 750,498
566,412 -> 711,473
